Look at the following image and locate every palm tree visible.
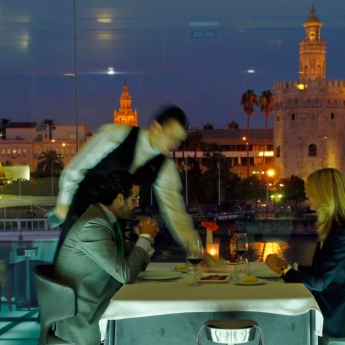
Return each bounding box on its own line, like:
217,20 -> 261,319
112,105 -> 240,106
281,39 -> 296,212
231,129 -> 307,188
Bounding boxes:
0,118 -> 10,139
240,89 -> 258,178
36,150 -> 64,177
41,119 -> 56,140
259,90 -> 274,166
185,130 -> 203,158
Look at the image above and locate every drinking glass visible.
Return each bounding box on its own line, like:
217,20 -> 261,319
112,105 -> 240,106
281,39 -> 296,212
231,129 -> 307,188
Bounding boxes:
233,233 -> 248,262
186,239 -> 204,287
233,233 -> 249,279
234,258 -> 250,280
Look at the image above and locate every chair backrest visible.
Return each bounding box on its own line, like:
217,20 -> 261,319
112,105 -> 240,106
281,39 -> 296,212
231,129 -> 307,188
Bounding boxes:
197,319 -> 264,345
33,264 -> 76,345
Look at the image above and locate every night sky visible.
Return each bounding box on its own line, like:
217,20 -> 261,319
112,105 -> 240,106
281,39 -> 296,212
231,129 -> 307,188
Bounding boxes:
0,0 -> 344,132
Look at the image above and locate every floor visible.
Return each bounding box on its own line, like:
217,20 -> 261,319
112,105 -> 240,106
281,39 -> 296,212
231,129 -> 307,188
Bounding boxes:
0,299 -> 39,345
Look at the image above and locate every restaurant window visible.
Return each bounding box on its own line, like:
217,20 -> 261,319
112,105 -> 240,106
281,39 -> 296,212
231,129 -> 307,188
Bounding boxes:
276,146 -> 280,158
308,144 -> 317,157
34,148 -> 41,158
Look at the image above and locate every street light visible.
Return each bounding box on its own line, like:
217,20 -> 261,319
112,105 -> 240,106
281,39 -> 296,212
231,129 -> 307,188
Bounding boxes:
242,136 -> 249,178
266,169 -> 275,219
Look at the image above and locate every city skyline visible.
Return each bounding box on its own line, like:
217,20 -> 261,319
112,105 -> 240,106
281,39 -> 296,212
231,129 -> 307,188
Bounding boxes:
0,1 -> 345,132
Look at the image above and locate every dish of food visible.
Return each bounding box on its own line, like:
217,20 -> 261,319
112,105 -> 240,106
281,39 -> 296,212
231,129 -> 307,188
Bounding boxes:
197,274 -> 230,284
138,271 -> 183,281
171,263 -> 189,272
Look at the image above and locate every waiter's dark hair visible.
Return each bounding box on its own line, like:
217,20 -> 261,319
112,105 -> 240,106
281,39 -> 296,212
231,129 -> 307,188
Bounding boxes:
154,104 -> 189,130
98,170 -> 139,205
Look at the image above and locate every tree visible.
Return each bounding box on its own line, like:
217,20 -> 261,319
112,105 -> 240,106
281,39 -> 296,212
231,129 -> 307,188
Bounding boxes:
279,175 -> 306,216
235,174 -> 266,209
41,119 -> 56,140
0,118 -> 10,139
259,90 -> 274,166
36,149 -> 64,177
240,89 -> 258,177
184,130 -> 203,157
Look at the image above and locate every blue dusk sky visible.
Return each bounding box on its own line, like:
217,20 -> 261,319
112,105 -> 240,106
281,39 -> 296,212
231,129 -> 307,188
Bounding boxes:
0,0 -> 344,132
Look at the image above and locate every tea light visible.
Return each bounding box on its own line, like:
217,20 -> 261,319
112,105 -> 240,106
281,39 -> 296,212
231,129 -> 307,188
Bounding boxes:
206,243 -> 220,260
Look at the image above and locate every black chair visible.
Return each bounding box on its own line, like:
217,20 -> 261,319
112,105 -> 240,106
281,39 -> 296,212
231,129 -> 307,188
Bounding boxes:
33,264 -> 76,345
197,319 -> 264,345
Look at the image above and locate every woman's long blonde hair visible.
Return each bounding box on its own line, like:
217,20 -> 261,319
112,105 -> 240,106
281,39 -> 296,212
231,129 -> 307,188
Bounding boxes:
305,168 -> 345,241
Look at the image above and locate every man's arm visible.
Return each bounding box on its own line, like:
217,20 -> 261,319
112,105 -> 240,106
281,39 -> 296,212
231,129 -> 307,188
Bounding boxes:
50,124 -> 131,224
153,158 -> 200,249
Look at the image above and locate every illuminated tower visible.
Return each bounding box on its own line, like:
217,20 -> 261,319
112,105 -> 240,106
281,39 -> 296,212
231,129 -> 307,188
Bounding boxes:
299,6 -> 326,83
114,79 -> 138,126
273,7 -> 345,180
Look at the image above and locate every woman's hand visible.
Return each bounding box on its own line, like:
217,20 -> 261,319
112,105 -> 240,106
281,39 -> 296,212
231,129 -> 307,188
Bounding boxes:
265,254 -> 288,274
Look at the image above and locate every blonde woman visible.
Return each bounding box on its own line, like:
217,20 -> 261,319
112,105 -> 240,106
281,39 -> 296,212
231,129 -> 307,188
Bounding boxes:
266,168 -> 345,337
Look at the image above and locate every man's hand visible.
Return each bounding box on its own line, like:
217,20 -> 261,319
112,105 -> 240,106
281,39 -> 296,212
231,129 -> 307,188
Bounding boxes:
136,217 -> 159,237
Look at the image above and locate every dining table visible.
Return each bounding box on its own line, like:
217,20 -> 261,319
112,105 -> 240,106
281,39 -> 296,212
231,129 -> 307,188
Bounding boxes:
100,261 -> 323,345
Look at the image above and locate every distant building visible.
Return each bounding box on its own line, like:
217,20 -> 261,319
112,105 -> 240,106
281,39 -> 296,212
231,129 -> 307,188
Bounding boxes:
113,79 -> 138,126
0,123 -> 92,174
173,121 -> 274,179
274,7 -> 345,179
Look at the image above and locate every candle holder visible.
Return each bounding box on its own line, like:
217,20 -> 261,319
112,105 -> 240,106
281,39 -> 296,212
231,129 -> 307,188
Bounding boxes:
206,243 -> 220,260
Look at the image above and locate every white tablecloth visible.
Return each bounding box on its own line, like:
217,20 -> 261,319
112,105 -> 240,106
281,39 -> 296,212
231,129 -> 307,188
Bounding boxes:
99,262 -> 323,340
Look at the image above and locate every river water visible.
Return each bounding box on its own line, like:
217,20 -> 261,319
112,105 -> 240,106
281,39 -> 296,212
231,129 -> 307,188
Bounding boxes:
0,219 -> 319,266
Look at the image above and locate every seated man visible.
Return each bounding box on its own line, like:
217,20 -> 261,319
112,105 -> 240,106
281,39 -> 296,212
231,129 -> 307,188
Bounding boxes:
54,170 -> 159,345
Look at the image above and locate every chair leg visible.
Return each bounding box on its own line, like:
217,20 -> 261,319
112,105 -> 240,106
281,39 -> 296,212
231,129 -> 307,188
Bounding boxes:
0,260 -> 12,311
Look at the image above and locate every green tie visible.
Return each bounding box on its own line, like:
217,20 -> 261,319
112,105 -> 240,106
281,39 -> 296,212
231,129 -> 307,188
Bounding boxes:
115,222 -> 124,257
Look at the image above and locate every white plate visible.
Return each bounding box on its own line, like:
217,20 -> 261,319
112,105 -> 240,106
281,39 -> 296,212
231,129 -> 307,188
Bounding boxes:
250,269 -> 280,279
138,271 -> 183,280
235,279 -> 267,286
197,274 -> 230,284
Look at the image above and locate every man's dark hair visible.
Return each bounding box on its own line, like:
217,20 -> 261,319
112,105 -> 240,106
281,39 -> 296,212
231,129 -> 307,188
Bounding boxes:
154,104 -> 189,130
98,170 -> 139,205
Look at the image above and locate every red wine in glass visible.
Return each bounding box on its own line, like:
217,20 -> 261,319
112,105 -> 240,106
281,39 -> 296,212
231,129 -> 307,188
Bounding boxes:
187,257 -> 203,266
186,239 -> 203,287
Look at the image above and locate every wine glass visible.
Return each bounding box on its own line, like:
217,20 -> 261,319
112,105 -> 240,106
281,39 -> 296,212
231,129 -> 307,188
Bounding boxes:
186,239 -> 204,287
233,233 -> 249,279
233,233 -> 248,262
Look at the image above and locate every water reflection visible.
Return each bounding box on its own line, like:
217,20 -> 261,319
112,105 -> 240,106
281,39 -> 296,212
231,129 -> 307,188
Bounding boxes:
0,221 -> 319,311
251,241 -> 284,262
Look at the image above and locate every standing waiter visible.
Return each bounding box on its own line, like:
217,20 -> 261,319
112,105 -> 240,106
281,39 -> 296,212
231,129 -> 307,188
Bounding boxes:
49,105 -> 200,258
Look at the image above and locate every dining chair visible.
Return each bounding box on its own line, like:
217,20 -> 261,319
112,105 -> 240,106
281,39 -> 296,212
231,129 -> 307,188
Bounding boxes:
33,264 -> 76,345
197,319 -> 264,345
0,260 -> 12,312
319,334 -> 345,345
